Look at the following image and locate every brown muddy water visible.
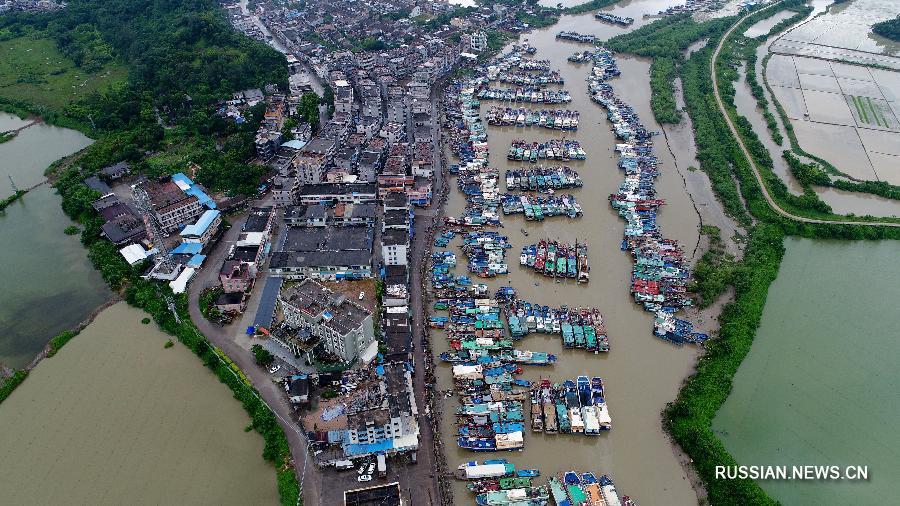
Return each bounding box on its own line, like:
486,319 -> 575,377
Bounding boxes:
0,303 -> 279,504
434,10 -> 704,506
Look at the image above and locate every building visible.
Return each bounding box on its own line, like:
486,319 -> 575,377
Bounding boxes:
297,183 -> 378,205
294,137 -> 337,184
270,226 -> 374,280
333,79 -> 354,114
382,228 -> 409,266
94,196 -> 146,245
344,483 -> 402,506
214,291 -> 247,313
343,362 -> 419,457
135,177 -> 206,235
220,260 -> 254,293
272,176 -> 299,205
99,161 -> 130,180
180,209 -> 222,245
469,30 -> 487,53
279,280 -> 375,363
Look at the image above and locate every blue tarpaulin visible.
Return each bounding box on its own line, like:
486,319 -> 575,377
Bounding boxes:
172,172 -> 216,209
171,242 -> 203,255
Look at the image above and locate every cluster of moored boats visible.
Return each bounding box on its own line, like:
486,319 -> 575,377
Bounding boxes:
649,0 -> 717,18
495,70 -> 565,87
507,139 -> 586,162
594,12 -> 634,26
531,376 -> 610,435
456,461 -> 637,506
556,31 -> 597,43
486,108 -> 580,130
505,167 -> 583,192
460,231 -> 511,278
585,48 -> 707,344
520,240 -> 590,283
506,299 -> 609,352
500,194 -> 583,219
568,51 -> 594,64
477,87 -> 572,104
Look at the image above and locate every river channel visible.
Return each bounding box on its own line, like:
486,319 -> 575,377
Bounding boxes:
434,7 -> 704,505
0,112 -> 110,370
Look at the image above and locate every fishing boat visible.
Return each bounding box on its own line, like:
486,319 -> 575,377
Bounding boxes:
600,475 -> 623,506
455,460 -> 516,480
540,379 -> 558,433
475,486 -> 550,506
549,477 -> 570,506
592,376 -> 612,431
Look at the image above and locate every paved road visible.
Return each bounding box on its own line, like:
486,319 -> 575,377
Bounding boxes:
185,201 -> 322,506
711,7 -> 900,228
396,89 -> 447,506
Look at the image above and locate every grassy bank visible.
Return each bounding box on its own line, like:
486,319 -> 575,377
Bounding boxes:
0,190 -> 27,211
0,370 -> 28,405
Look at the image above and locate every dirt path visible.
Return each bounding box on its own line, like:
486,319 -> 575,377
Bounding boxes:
711,7 -> 900,228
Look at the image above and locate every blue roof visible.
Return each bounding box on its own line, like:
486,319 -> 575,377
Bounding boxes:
344,439 -> 393,457
187,254 -> 206,268
171,242 -> 203,255
172,172 -> 216,209
281,139 -> 307,150
181,209 -> 221,237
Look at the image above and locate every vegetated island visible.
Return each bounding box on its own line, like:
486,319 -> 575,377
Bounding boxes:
872,15 -> 900,42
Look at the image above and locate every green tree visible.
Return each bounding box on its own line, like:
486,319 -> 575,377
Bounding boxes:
297,92 -> 320,131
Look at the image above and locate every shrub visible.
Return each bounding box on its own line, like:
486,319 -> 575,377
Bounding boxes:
47,330 -> 79,357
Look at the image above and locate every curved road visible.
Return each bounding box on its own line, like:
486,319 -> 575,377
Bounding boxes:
710,7 -> 900,228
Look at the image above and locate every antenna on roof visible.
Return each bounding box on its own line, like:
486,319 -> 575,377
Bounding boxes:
132,182 -> 175,271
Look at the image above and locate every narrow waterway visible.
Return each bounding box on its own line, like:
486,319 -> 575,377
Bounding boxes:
0,113 -> 92,196
0,112 -> 110,370
713,237 -> 900,505
435,9 -> 703,505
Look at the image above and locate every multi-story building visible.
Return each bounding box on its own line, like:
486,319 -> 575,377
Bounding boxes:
293,137 -> 337,184
296,182 -> 378,205
272,176 -> 299,205
180,209 -> 222,245
279,279 -> 375,363
382,228 -> 409,266
333,79 -> 354,114
136,177 -> 205,235
343,362 -> 419,457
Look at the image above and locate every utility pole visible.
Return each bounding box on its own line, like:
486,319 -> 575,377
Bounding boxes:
8,174 -> 19,193
132,182 -> 176,272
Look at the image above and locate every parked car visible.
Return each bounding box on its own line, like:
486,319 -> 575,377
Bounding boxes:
358,475 -> 372,482
269,364 -> 281,374
358,291 -> 365,300
366,463 -> 376,475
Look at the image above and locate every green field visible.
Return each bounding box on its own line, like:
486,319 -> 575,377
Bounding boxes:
848,94 -> 896,129
0,303 -> 279,504
0,36 -> 126,113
